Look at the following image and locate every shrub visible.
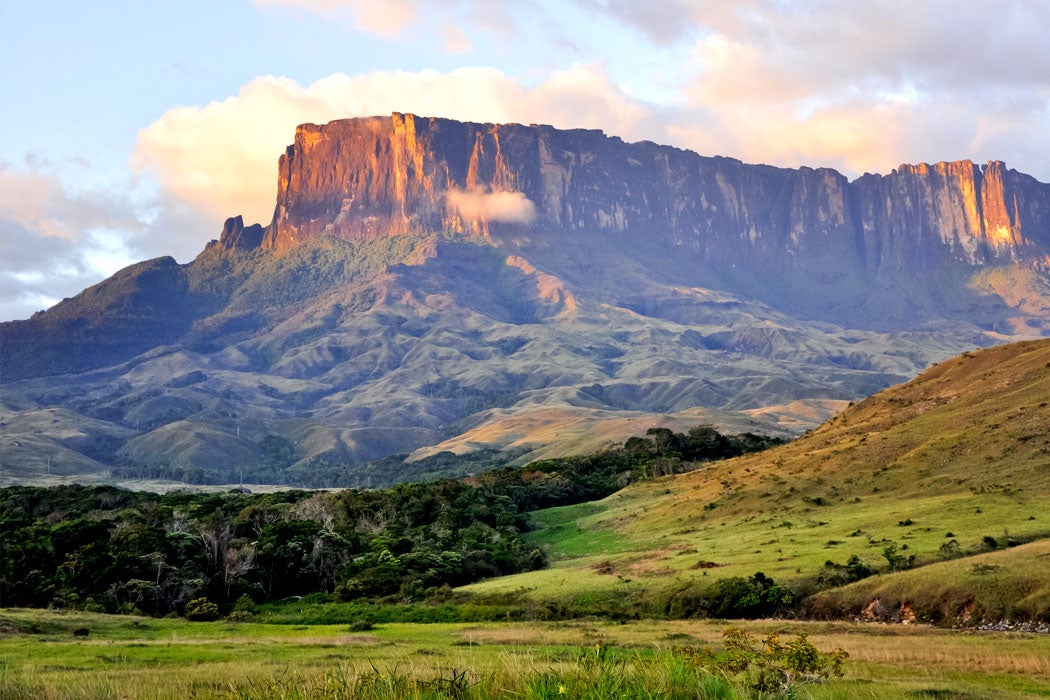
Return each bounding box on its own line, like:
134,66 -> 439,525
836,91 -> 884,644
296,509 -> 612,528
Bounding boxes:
719,627 -> 847,695
882,543 -> 915,571
184,597 -> 220,621
818,554 -> 877,587
233,593 -> 257,613
706,572 -> 794,619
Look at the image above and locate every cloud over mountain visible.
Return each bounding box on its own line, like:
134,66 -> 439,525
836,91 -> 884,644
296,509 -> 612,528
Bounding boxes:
4,2 -> 1049,323
447,188 -> 537,226
131,67 -> 649,226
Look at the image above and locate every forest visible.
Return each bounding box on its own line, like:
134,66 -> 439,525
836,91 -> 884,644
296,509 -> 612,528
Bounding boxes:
0,426 -> 783,616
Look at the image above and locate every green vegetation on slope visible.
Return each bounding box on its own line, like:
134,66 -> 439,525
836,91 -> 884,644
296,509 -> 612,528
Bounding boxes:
5,340 -> 1049,626
467,339 -> 1050,623
0,425 -> 778,616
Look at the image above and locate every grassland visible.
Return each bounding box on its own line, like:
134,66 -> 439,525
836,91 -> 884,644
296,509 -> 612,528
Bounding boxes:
2,608 -> 1049,699
3,340 -> 1048,698
466,340 -> 1050,623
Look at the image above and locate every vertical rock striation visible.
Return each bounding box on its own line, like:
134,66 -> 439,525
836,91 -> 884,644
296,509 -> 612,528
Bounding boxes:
236,114 -> 1049,279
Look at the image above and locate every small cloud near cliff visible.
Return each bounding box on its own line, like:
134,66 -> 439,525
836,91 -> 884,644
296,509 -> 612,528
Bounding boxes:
0,163 -> 142,320
447,188 -> 537,225
132,66 -> 648,228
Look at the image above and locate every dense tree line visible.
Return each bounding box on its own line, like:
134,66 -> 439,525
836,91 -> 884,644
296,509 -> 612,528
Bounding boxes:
0,425 -> 783,616
0,483 -> 538,615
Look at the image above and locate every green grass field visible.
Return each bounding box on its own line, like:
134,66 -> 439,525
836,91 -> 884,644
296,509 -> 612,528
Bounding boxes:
4,335 -> 1049,698
2,608 -> 1049,699
465,341 -> 1050,624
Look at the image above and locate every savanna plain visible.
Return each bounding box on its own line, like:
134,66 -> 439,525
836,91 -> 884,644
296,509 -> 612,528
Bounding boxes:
2,607 -> 1049,699
3,341 -> 1049,698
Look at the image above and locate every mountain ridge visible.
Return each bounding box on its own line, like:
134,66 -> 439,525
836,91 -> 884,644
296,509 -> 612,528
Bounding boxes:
464,337 -> 1050,622
2,114 -> 1049,486
254,115 -> 1048,263
224,113 -> 1050,334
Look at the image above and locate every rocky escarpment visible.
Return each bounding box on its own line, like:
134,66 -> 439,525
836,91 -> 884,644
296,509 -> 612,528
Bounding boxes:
202,113 -> 1050,330
3,114 -> 1050,486
241,114 -> 1049,271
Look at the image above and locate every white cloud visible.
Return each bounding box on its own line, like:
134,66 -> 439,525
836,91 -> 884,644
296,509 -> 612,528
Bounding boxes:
539,1 -> 1049,179
254,0 -> 516,35
571,0 -> 706,45
228,1 -> 1050,185
0,165 -> 140,242
447,188 -> 537,225
131,66 -> 652,227
0,164 -> 142,320
253,0 -> 417,35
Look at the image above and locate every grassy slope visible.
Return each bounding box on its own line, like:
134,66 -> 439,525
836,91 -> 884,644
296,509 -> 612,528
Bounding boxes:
2,232 -> 987,485
466,339 -> 1050,621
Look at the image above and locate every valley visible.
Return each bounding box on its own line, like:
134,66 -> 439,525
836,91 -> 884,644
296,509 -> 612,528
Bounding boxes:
5,116 -> 1050,486
2,116 -> 1050,697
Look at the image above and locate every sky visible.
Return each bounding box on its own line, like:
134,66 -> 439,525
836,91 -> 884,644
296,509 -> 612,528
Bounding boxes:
1,1 -> 1048,321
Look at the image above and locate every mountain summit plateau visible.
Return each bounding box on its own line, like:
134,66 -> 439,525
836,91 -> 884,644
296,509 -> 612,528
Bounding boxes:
2,114 -> 1049,486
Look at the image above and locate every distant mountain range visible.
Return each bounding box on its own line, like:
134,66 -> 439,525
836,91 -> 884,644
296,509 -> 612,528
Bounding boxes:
2,114 -> 1049,486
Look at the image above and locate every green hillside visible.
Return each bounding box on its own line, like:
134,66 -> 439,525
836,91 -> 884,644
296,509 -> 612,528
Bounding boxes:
466,339 -> 1050,622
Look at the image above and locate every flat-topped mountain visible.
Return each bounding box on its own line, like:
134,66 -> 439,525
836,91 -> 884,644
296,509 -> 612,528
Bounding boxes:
2,114 -> 1049,486
262,115 -> 1044,263
251,114 -> 1050,331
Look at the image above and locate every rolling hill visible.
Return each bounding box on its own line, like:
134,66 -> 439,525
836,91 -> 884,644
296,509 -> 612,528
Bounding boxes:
3,114 -> 1050,487
465,338 -> 1050,622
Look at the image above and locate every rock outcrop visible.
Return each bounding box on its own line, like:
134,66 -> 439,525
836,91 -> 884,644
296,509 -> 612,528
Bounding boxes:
208,215 -> 264,252
197,113 -> 1050,331
3,114 -> 1050,486
232,114 -> 1048,275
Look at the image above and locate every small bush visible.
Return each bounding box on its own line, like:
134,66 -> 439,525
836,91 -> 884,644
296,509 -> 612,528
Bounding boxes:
233,594 -> 257,613
819,554 -> 877,587
882,543 -> 915,571
719,627 -> 847,695
184,597 -> 220,621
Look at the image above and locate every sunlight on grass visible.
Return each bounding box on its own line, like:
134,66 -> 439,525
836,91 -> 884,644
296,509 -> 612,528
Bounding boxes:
2,611 -> 1048,699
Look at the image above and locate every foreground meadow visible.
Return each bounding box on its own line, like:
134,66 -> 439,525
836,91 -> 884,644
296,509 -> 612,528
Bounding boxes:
1,609 -> 1047,699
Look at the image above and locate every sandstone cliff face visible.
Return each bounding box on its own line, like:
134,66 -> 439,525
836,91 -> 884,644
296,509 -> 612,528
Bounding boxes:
852,161 -> 1049,269
246,114 -> 1050,276
7,114 -> 1050,485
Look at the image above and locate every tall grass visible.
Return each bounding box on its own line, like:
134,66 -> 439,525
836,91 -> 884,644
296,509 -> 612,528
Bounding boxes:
221,650 -> 744,700
3,611 -> 1049,699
